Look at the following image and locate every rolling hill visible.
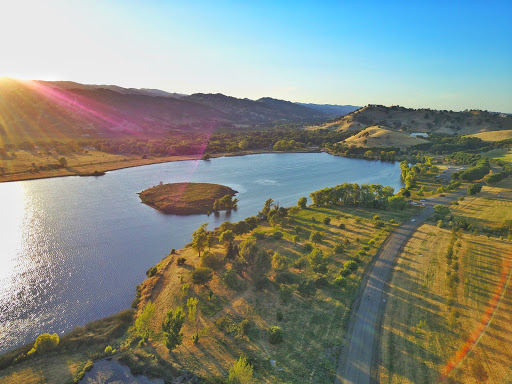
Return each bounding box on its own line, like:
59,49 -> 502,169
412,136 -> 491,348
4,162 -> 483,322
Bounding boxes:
467,129 -> 512,142
310,104 -> 512,135
344,126 -> 428,148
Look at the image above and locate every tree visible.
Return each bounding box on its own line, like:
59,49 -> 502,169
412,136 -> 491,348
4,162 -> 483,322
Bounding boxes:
192,223 -> 209,257
187,297 -> 198,323
135,301 -> 155,341
162,306 -> 185,351
309,231 -> 322,243
268,326 -> 283,344
228,356 -> 254,384
58,157 -> 68,168
200,251 -> 225,270
271,252 -> 289,273
434,205 -> 450,219
191,267 -> 213,286
388,195 -> 406,211
259,198 -> 274,218
297,197 -> 307,209
308,248 -> 327,272
467,183 -> 483,196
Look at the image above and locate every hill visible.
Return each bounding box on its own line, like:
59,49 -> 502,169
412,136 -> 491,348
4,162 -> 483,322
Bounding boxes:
0,79 -> 332,144
467,129 -> 512,142
344,126 -> 428,148
295,103 -> 360,117
309,104 -> 512,135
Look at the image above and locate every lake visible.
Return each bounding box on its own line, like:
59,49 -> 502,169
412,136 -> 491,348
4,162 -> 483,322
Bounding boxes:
0,152 -> 403,353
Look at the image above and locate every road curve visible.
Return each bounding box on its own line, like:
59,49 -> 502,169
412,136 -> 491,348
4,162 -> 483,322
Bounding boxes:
335,191 -> 465,384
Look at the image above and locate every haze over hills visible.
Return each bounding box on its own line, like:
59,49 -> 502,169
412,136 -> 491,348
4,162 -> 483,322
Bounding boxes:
295,102 -> 360,117
0,78 -> 358,143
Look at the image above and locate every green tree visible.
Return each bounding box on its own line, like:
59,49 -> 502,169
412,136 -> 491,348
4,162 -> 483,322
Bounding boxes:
271,252 -> 289,273
192,223 -> 209,257
467,183 -> 483,196
297,196 -> 307,209
228,356 -> 254,384
200,250 -> 225,270
434,204 -> 450,219
388,195 -> 406,211
191,267 -> 214,286
187,297 -> 198,323
162,306 -> 186,351
135,301 -> 155,341
309,231 -> 323,243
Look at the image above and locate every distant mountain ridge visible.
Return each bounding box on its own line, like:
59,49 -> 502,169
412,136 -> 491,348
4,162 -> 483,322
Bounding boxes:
0,78 -> 359,142
295,103 -> 360,117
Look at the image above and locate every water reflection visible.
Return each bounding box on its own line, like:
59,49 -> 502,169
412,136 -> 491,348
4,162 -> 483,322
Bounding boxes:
0,153 -> 403,353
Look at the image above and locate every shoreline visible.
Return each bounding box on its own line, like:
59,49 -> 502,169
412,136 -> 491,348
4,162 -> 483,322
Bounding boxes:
0,149 -> 320,184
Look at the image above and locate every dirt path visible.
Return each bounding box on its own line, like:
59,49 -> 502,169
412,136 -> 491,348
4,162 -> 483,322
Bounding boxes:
335,190 -> 466,384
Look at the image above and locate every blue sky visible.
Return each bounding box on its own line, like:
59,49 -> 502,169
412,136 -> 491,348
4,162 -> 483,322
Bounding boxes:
1,0 -> 511,111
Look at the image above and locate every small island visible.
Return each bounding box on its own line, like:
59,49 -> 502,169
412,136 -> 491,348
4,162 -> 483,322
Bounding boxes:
139,182 -> 238,215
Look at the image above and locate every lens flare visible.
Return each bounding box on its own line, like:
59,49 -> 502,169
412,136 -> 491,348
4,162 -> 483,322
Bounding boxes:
439,251 -> 512,381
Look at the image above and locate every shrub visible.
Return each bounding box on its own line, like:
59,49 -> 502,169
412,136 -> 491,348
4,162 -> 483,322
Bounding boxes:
278,285 -> 294,303
297,279 -> 316,297
323,217 -> 331,225
29,333 -> 60,355
268,326 -> 283,344
288,206 -> 300,215
333,243 -> 345,254
292,234 -> 300,243
338,223 -> 346,229
344,260 -> 358,272
297,196 -> 307,209
228,356 -> 253,384
200,251 -> 225,270
272,231 -> 283,240
191,267 -> 213,285
252,231 -> 265,240
309,231 -> 323,243
303,243 -> 313,252
176,257 -> 186,265
170,248 -> 176,254
237,319 -> 250,338
146,266 -> 157,278
276,311 -> 283,321
222,269 -> 239,290
104,345 -> 116,356
334,276 -> 347,287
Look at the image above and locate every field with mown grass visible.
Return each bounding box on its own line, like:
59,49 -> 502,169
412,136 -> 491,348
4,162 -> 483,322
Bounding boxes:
379,177 -> 512,384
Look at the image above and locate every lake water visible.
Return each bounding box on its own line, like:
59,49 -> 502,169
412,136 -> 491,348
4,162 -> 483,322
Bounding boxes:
0,153 -> 403,353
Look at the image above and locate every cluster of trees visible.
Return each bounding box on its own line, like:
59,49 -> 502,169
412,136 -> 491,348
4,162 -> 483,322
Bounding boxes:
328,142 -> 399,161
213,195 -> 239,212
456,158 -> 490,182
309,183 -> 406,210
413,135 -> 499,154
273,139 -> 304,151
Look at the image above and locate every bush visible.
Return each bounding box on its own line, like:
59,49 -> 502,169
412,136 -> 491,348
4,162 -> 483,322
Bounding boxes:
333,243 -> 345,254
222,269 -> 239,290
146,266 -> 157,278
252,231 -> 265,240
278,285 -> 294,303
29,333 -> 60,355
200,251 -> 225,270
467,183 -> 483,196
309,231 -> 323,243
297,279 -> 316,297
228,356 -> 253,384
323,217 -> 331,225
276,311 -> 283,321
297,196 -> 307,209
344,260 -> 358,272
272,231 -> 283,240
334,276 -> 347,287
268,326 -> 283,344
170,248 -> 176,254
104,345 -> 116,356
338,223 -> 346,229
191,267 -> 213,285
176,257 -> 186,265
303,243 -> 313,252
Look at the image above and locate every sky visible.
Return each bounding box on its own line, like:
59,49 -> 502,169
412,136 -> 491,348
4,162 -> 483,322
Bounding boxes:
0,0 -> 511,112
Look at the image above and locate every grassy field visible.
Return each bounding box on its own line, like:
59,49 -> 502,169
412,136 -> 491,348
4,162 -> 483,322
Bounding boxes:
133,204 -> 416,383
469,130 -> 512,142
379,177 -> 512,384
0,149 -> 206,182
481,148 -> 512,163
343,126 -> 427,149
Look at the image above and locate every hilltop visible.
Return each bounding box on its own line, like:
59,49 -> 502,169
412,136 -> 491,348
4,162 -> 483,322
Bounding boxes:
344,126 -> 428,149
0,78 -> 357,144
309,104 -> 512,135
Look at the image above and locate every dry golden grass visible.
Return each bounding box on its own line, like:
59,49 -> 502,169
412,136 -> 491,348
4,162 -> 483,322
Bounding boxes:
343,126 -> 428,149
0,149 -> 204,182
380,178 -> 512,383
468,130 -> 512,142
